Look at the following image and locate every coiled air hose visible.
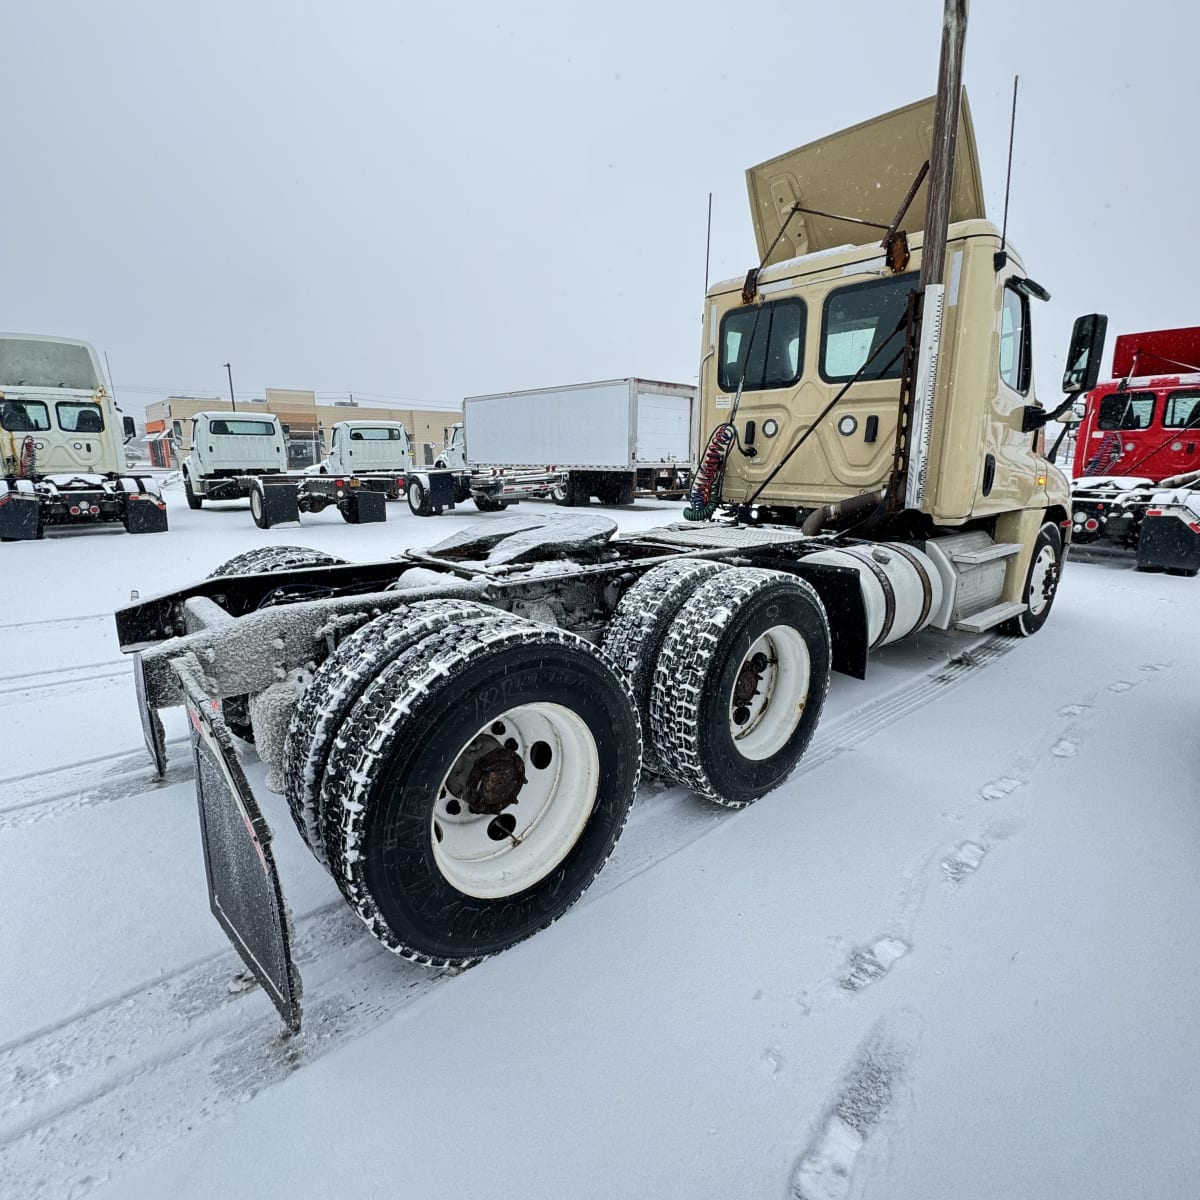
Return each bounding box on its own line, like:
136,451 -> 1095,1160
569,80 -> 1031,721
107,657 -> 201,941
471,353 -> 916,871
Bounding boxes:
683,422 -> 736,521
20,436 -> 36,477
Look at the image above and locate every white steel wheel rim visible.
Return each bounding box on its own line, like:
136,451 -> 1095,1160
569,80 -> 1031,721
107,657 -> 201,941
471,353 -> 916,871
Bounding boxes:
1028,545 -> 1056,615
431,702 -> 600,899
408,480 -> 424,511
728,625 -> 811,761
250,487 -> 262,519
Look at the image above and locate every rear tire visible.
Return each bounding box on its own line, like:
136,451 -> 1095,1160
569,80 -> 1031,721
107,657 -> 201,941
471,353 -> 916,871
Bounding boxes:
207,545 -> 348,578
249,483 -> 268,529
1000,522 -> 1062,636
321,619 -> 641,965
282,600 -> 514,861
407,477 -> 432,516
472,494 -> 509,513
650,568 -> 831,807
552,474 -> 588,507
184,474 -> 202,509
601,559 -> 729,774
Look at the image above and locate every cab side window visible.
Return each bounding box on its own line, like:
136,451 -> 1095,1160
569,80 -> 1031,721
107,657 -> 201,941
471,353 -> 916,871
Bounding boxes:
1098,391 -> 1155,431
999,285 -> 1031,394
719,299 -> 805,392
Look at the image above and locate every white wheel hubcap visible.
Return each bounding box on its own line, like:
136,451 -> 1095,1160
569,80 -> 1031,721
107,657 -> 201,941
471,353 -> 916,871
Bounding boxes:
1028,545 -> 1056,615
251,489 -> 262,518
728,625 -> 811,761
431,702 -> 599,899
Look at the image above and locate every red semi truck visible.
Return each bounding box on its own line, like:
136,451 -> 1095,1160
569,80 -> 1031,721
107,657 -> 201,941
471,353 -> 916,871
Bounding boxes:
1067,326 -> 1200,575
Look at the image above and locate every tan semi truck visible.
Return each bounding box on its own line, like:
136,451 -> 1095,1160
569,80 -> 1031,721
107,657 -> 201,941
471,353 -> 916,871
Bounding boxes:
0,333 -> 168,540
114,3 -> 1107,1030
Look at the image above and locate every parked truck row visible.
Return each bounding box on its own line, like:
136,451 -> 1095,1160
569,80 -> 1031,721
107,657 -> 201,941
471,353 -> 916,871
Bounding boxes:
5,363 -> 700,538
116,15 -> 1117,1031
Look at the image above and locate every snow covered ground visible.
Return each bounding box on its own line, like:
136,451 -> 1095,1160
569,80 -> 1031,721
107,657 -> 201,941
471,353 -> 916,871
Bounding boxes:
2,486 -> 1198,1200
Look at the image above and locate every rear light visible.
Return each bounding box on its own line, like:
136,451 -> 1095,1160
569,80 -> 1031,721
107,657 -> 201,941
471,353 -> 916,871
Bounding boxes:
1084,518 -> 1099,531
70,505 -> 80,515
90,505 -> 99,514
1190,522 -> 1200,535
335,479 -> 345,488
1146,509 -> 1162,517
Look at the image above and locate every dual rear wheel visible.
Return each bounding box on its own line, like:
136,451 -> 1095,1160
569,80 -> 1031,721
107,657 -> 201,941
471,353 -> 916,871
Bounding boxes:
280,565 -> 831,966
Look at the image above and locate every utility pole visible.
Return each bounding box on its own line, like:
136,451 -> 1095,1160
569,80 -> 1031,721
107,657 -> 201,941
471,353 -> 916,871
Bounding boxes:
223,362 -> 237,413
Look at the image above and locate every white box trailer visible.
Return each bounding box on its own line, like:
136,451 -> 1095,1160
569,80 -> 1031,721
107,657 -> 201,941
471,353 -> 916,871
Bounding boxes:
458,378 -> 697,509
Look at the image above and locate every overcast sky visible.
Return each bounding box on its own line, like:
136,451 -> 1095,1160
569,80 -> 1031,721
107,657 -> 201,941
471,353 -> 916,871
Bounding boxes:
8,1 -> 1198,417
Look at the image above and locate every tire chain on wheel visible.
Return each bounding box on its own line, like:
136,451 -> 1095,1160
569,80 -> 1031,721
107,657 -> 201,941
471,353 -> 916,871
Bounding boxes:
207,545 -> 348,579
321,616 -> 643,967
601,558 -> 728,774
281,600 -> 520,861
649,567 -> 831,808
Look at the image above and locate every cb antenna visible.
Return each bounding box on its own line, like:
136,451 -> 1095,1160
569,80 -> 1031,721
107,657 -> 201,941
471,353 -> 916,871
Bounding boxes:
703,191 -> 713,295
104,351 -> 120,404
995,74 -> 1019,271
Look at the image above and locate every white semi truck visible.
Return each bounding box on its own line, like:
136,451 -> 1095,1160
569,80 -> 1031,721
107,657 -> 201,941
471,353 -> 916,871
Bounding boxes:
0,333 -> 167,540
115,2 -> 1108,1031
181,411 -> 388,528
405,379 -> 696,516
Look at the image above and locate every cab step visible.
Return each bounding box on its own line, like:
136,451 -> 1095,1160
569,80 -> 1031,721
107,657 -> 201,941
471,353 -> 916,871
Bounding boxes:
955,601 -> 1026,633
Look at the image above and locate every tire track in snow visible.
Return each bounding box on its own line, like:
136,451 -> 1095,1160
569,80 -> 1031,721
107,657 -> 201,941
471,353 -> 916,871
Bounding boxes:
0,612 -> 111,633
0,636 -> 1013,1199
0,739 -> 190,817
0,664 -> 131,702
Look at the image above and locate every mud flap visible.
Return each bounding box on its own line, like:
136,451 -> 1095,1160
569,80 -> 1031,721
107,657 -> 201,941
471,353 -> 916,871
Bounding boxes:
258,483 -> 300,528
0,493 -> 42,540
134,653 -> 168,778
340,487 -> 387,523
1137,513 -> 1200,573
124,494 -> 169,534
180,670 -> 303,1032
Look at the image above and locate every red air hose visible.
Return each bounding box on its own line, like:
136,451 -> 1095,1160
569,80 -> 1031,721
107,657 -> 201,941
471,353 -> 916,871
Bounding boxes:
683,423 -> 736,521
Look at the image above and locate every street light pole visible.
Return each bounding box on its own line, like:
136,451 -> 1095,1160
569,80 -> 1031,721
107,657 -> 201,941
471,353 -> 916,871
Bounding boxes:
223,362 -> 237,413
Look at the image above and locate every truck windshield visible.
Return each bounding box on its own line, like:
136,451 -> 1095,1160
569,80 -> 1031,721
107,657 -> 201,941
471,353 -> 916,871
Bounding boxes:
349,427 -> 405,440
1163,389 -> 1200,428
1098,391 -> 1155,431
820,273 -> 916,383
208,419 -> 276,435
718,298 -> 805,392
0,339 -> 101,390
0,399 -> 51,431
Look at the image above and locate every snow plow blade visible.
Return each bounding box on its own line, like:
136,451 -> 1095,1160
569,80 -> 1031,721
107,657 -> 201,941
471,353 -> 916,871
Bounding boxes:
181,667 -> 302,1032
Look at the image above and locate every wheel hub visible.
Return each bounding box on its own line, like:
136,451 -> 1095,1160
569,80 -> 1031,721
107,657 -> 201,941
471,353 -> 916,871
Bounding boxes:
463,746 -> 527,814
733,651 -> 769,709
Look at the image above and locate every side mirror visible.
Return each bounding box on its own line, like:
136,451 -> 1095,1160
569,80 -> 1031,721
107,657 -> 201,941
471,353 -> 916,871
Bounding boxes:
122,414 -> 137,443
1062,314 -> 1108,395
